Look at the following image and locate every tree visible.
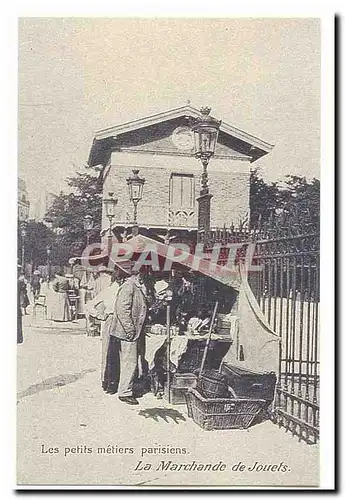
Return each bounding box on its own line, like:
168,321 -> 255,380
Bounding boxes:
277,175 -> 320,226
249,168 -> 280,227
46,170 -> 102,261
249,169 -> 320,230
18,221 -> 56,269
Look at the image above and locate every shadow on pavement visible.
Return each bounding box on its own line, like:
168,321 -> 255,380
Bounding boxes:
17,368 -> 96,400
138,407 -> 186,424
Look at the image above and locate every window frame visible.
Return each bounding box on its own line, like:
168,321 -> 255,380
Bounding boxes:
169,172 -> 195,209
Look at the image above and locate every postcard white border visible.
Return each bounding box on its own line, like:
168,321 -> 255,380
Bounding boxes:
0,1 -> 337,496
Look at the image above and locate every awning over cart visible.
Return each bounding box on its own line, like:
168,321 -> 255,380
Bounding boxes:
72,234 -> 241,290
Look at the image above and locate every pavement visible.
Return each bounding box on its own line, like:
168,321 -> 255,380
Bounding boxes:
22,303 -> 88,334
17,313 -> 319,488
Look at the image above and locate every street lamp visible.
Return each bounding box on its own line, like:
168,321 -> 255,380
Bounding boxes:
103,192 -> 118,245
83,215 -> 94,246
191,106 -> 221,241
20,220 -> 28,270
126,169 -> 145,236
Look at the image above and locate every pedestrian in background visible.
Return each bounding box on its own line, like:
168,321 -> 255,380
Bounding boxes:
95,266 -> 112,295
47,269 -> 71,322
31,270 -> 41,300
18,274 -> 29,315
17,266 -> 24,344
80,270 -> 97,333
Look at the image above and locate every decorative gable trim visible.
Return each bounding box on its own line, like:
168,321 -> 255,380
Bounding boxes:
118,148 -> 250,161
88,104 -> 274,168
94,105 -> 273,153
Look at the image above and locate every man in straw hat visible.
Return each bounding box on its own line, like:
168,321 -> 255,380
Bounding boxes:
109,264 -> 148,405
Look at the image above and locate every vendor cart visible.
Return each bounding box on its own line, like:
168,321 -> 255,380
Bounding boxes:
71,234 -> 240,403
74,234 -> 240,403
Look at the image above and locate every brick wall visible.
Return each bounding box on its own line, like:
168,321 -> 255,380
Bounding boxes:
104,164 -> 173,228
103,152 -> 250,231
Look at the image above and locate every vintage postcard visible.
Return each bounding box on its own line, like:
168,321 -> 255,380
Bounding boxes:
16,15 -> 333,489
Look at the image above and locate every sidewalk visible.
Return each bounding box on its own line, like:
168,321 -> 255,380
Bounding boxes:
23,308 -> 88,334
17,318 -> 319,487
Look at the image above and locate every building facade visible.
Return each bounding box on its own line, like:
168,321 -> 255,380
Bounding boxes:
18,178 -> 30,221
32,190 -> 57,222
88,105 -> 273,239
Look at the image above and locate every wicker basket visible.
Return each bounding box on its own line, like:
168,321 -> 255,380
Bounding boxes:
196,370 -> 229,399
185,388 -> 266,431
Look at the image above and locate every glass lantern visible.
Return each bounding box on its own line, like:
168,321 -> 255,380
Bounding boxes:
192,106 -> 221,161
103,192 -> 118,219
126,169 -> 145,203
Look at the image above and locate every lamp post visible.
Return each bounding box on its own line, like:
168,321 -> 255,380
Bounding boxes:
103,192 -> 118,250
126,169 -> 145,237
191,106 -> 221,243
20,220 -> 28,271
83,215 -> 94,246
46,244 -> 52,280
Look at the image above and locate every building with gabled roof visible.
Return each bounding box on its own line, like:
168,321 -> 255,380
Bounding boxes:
87,104 -> 273,241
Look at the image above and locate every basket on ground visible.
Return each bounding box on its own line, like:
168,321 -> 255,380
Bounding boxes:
185,388 -> 266,431
196,370 -> 229,399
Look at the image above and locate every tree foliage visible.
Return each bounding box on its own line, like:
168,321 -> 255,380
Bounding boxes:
18,221 -> 55,268
46,171 -> 102,259
278,175 -> 320,224
250,168 -> 320,229
249,168 -> 280,226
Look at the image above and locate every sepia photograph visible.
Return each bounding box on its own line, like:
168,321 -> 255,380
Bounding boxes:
15,14 -> 331,489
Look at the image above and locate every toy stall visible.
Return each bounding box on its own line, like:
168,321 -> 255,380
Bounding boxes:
80,235 -> 279,431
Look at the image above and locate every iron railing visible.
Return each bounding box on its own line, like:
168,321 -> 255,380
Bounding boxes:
205,214 -> 320,444
248,232 -> 320,444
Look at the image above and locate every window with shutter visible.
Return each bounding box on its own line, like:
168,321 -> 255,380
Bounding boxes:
169,173 -> 195,208
168,173 -> 196,227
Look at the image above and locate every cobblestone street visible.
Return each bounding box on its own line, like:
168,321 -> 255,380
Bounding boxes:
17,314 -> 319,487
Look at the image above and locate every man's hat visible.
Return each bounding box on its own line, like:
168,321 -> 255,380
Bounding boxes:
154,280 -> 169,296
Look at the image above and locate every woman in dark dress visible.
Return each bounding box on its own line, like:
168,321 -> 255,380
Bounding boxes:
18,274 -> 29,315
17,274 -> 25,344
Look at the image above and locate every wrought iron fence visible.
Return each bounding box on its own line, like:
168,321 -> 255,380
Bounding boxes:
248,231 -> 320,444
206,213 -> 320,444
